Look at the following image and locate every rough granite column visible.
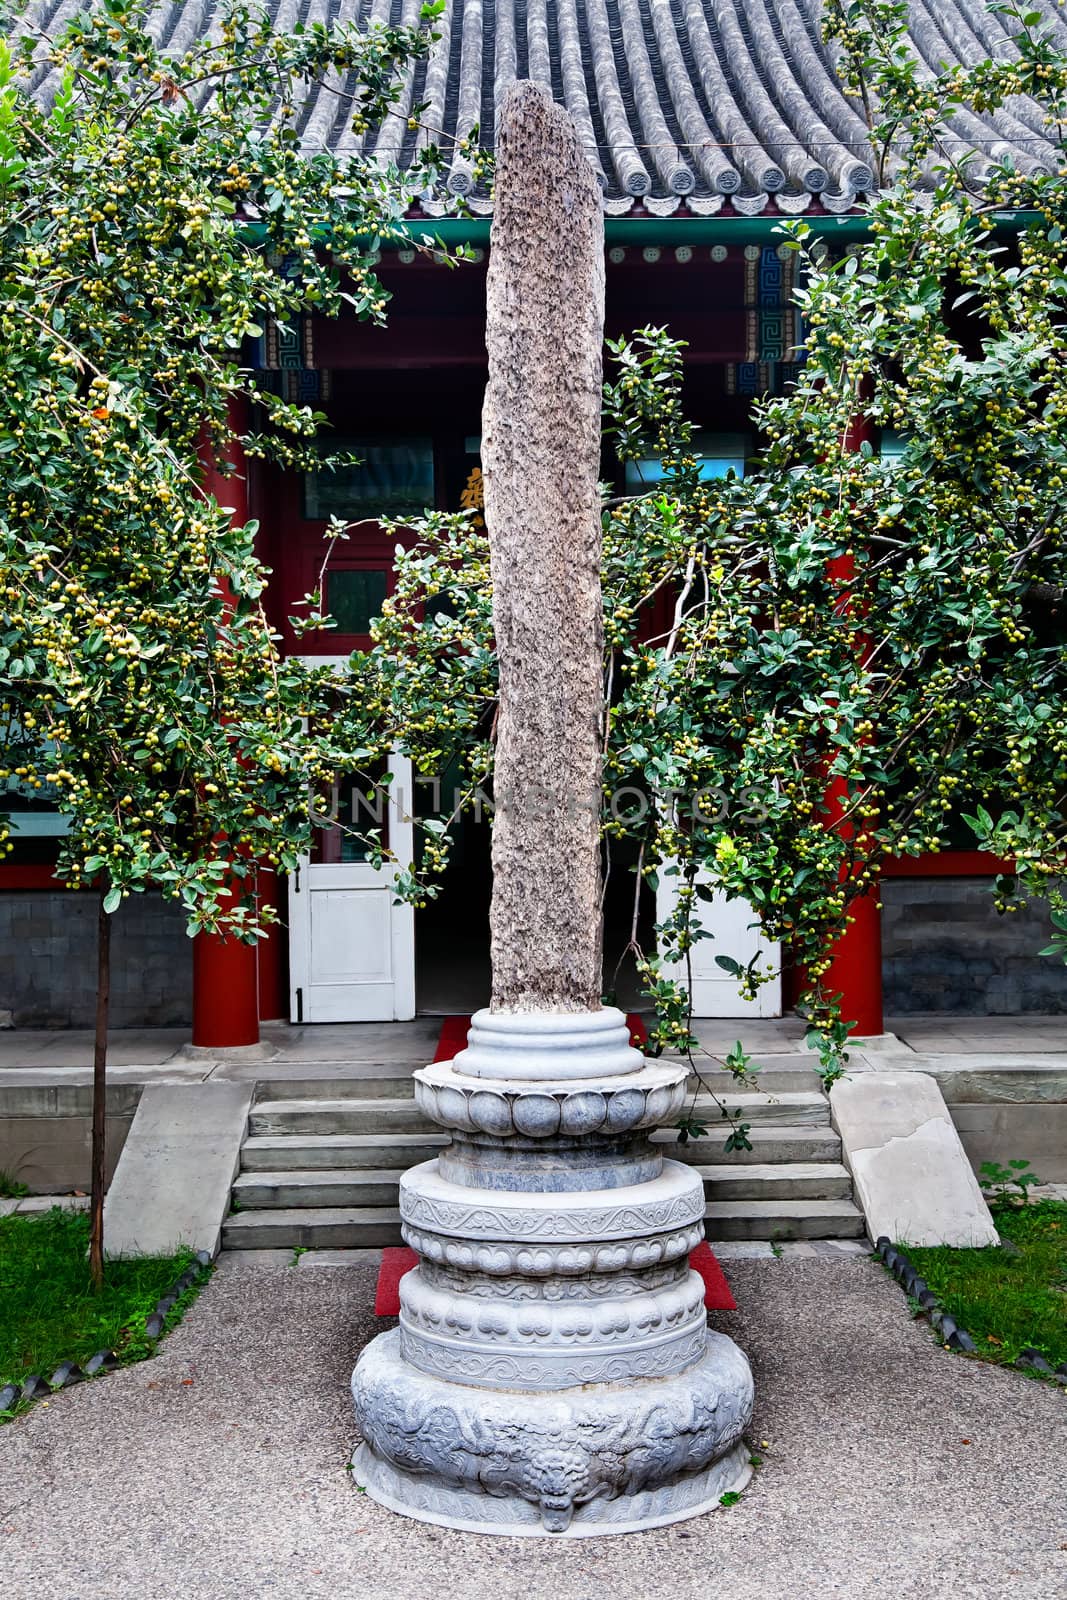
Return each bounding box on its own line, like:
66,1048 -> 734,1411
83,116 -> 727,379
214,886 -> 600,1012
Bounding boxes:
351,81 -> 754,1536
482,79 -> 605,1014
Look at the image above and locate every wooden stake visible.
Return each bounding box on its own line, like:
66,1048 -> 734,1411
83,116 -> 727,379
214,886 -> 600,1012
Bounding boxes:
89,888 -> 111,1291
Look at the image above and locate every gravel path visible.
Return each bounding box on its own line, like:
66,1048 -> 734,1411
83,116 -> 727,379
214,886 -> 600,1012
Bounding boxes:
1,1256 -> 1064,1600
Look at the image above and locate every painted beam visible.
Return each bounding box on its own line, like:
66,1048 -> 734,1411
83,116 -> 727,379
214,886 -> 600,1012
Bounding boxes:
240,209 -> 1040,253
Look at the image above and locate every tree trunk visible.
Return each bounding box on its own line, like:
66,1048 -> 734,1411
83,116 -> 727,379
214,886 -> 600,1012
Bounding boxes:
482,82 -> 606,1013
89,889 -> 111,1291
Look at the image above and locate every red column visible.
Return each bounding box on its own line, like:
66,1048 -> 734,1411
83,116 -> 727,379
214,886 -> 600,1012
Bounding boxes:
191,400 -> 261,1048
256,866 -> 288,1022
822,775 -> 884,1037
192,893 -> 261,1047
820,409 -> 884,1035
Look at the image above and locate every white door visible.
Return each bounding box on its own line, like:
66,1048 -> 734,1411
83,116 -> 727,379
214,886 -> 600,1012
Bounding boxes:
289,752 -> 416,1022
656,867 -> 782,1019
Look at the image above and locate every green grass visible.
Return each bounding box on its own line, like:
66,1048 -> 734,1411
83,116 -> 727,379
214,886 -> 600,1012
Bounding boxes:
904,1198 -> 1067,1372
0,1207 -> 200,1400
0,1170 -> 30,1200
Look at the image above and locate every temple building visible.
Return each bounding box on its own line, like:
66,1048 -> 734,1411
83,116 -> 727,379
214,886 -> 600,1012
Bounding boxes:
4,0 -> 1067,1044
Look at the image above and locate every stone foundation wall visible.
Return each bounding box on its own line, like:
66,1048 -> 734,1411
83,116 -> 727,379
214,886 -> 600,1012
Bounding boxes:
3,878 -> 1066,1026
0,1112 -> 134,1194
0,891 -> 192,1028
952,1103 -> 1067,1183
882,878 -> 1067,1014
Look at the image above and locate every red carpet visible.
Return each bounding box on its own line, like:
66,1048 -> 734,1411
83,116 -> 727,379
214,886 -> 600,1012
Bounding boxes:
375,1247 -> 421,1316
375,1242 -> 735,1316
432,1014 -> 474,1062
689,1242 -> 737,1310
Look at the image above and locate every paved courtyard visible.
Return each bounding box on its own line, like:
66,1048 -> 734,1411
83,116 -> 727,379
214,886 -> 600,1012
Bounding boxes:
1,1254 -> 1063,1600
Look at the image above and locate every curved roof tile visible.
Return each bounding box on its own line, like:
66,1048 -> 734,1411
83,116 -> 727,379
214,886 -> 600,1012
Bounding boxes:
12,0 -> 1066,212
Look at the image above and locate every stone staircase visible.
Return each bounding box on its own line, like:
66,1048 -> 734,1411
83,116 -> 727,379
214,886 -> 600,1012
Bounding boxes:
221,1056 -> 866,1251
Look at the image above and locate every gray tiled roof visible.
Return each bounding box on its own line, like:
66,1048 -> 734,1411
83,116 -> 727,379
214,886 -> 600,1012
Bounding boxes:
16,1 -> 1067,213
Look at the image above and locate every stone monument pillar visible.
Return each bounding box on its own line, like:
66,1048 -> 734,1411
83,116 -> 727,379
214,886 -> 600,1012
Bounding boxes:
351,82 -> 754,1536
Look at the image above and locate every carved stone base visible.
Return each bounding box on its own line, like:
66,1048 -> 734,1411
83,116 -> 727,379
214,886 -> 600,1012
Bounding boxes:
350,1008 -> 756,1537
352,1326 -> 754,1535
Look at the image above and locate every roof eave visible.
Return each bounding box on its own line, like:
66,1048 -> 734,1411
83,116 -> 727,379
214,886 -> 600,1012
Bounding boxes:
388,207 -> 1042,248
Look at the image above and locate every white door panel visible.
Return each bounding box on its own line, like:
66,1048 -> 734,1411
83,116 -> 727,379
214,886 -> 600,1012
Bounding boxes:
311,890 -> 393,984
289,751 -> 415,1022
657,867 -> 782,1019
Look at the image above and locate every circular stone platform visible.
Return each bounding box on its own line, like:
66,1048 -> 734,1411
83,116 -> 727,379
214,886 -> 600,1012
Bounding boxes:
352,1327 -> 754,1536
351,1007 -> 755,1536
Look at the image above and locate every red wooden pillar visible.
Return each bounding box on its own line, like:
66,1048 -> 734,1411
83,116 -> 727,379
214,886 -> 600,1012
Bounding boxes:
191,400 -> 261,1048
821,408 -> 884,1035
192,891 -> 261,1047
256,866 -> 288,1022
822,776 -> 884,1037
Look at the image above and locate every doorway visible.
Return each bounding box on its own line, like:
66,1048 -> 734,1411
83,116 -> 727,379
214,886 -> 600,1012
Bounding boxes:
415,778 -> 493,1014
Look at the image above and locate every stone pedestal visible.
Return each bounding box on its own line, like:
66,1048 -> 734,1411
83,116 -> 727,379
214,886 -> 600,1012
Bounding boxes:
351,1008 -> 754,1536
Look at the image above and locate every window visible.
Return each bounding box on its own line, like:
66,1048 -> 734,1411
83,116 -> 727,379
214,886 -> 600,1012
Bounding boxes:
2,744 -> 69,838
310,769 -> 387,863
880,429 -> 907,466
304,436 -> 434,521
624,430 -> 749,489
2,747 -> 69,864
325,568 -> 388,635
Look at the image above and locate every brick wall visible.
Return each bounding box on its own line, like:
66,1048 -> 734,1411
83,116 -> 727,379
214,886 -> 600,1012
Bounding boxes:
5,878 -> 1066,1025
0,891 -> 192,1027
882,877 -> 1067,1014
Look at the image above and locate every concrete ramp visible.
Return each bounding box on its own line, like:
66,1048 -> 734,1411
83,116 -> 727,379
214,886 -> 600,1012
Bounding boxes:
830,1071 -> 998,1248
103,1084 -> 252,1258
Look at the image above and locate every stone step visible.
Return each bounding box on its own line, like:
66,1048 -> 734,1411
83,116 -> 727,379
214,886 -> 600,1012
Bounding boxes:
653,1125 -> 842,1165
221,1193 -> 865,1251
247,1065 -> 828,1103
248,1089 -> 829,1139
234,1169 -> 403,1209
239,1123 -> 840,1173
252,1072 -> 416,1102
232,1160 -> 853,1212
240,1132 -> 447,1171
690,1073 -> 825,1096
670,1061 -> 829,1095
686,1091 -> 828,1126
694,1162 -> 852,1201
248,1098 -> 432,1136
221,1206 -> 404,1251
702,1198 -> 866,1241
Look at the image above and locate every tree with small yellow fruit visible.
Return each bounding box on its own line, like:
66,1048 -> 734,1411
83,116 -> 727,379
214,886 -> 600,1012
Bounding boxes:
0,0 -> 448,1281
352,1 -> 1067,1113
